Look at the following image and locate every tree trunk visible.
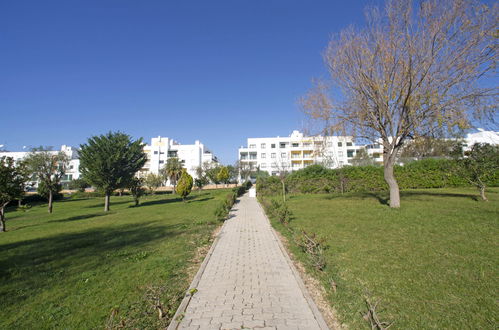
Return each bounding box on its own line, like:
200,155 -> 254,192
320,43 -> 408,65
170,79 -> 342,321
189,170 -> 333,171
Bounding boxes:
18,199 -> 22,207
479,185 -> 488,201
48,190 -> 53,213
104,193 -> 110,211
0,207 -> 6,232
383,157 -> 400,208
281,180 -> 286,203
134,198 -> 139,206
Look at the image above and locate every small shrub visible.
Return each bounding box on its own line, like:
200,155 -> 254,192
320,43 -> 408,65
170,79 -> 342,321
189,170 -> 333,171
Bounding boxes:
295,230 -> 327,271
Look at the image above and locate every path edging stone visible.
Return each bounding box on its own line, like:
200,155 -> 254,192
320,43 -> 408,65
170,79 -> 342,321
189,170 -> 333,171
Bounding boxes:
167,209 -> 232,330
256,199 -> 330,330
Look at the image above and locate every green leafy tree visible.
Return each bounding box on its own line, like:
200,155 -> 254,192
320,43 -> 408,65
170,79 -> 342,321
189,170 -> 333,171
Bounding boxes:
129,177 -> 145,206
205,165 -> 221,187
194,176 -> 209,192
176,169 -> 193,201
350,149 -> 377,166
144,173 -> 163,194
24,150 -> 69,213
69,178 -> 90,192
217,166 -> 230,187
37,181 -> 62,200
226,165 -> 238,184
79,132 -> 147,211
0,157 -> 27,232
456,143 -> 499,201
161,158 -> 183,193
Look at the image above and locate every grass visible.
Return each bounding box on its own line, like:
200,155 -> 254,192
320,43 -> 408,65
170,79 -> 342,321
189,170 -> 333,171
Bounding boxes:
264,187 -> 499,329
0,190 -> 228,329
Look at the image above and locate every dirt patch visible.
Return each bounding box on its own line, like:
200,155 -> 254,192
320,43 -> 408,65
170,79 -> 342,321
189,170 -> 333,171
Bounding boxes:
274,229 -> 344,330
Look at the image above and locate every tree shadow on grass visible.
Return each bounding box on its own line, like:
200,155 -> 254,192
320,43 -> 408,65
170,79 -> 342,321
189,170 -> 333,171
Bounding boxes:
0,221 -> 188,307
322,190 -> 480,206
48,213 -> 108,223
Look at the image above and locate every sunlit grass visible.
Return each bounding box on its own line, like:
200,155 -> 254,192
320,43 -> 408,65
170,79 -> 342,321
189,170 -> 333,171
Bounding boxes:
0,190 -> 227,329
266,187 -> 499,329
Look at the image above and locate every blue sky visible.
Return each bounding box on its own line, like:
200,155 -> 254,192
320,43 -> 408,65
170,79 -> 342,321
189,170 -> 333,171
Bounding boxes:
2,0 -> 384,163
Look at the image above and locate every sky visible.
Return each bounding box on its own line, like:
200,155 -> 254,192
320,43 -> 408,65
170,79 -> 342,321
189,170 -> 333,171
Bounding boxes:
2,0 -> 389,163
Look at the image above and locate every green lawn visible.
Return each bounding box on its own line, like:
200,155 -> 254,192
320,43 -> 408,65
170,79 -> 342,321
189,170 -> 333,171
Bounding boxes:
0,190 -> 227,329
265,187 -> 499,329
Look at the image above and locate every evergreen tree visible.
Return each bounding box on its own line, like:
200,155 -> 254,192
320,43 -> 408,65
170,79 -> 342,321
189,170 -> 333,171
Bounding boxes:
217,166 -> 230,187
176,169 -> 193,201
79,132 -> 147,211
129,177 -> 145,206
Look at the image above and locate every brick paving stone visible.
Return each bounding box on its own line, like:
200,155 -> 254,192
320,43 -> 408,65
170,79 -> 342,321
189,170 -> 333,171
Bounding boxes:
174,195 -> 327,329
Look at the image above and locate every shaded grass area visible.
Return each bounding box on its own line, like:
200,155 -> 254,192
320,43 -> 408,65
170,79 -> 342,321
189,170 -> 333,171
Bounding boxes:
265,187 -> 499,329
0,190 -> 228,329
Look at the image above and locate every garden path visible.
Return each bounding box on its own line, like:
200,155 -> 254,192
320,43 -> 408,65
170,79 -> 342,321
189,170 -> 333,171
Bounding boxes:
169,194 -> 328,330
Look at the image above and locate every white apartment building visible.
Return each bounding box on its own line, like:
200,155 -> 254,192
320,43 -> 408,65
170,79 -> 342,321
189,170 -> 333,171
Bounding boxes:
140,136 -> 218,180
238,130 -> 383,178
0,136 -> 218,188
464,129 -> 499,150
0,145 -> 81,188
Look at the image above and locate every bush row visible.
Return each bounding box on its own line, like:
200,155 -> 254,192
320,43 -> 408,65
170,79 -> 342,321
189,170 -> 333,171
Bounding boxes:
257,158 -> 498,196
214,181 -> 252,221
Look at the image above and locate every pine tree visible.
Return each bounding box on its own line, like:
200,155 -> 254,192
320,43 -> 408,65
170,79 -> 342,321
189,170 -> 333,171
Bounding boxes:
79,132 -> 147,211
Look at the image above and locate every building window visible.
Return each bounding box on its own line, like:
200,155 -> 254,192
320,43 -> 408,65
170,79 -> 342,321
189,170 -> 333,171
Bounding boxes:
338,142 -> 342,147
261,143 -> 266,149
303,142 -> 311,147
338,151 -> 344,157
249,153 -> 257,160
327,142 -> 333,147
280,142 -> 287,148
292,143 -> 299,147
271,144 -> 276,148
261,153 -> 266,159
159,160 -> 164,164
260,163 -> 266,168
240,154 -> 247,160
168,151 -> 178,157
347,142 -> 353,146
160,151 -> 165,154
154,151 -> 158,154
271,153 -> 276,159
281,153 -> 287,158
249,144 -> 256,149
347,150 -> 355,158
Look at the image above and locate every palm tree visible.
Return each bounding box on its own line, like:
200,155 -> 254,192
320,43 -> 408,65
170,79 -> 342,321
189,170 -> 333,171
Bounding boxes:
160,157 -> 183,193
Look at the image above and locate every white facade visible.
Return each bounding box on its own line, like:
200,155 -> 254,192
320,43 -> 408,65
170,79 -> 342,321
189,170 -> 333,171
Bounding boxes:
238,130 -> 383,178
141,136 -> 218,180
464,129 -> 499,150
0,145 -> 81,187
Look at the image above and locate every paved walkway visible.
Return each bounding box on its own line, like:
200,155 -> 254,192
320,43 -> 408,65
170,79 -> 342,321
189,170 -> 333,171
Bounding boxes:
170,194 -> 328,330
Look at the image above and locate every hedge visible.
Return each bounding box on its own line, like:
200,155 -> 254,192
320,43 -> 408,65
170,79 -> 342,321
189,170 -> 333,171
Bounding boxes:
257,159 -> 497,196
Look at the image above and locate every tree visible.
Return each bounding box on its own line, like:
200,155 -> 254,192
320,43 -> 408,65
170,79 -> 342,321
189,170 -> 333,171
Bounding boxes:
205,165 -> 221,187
69,178 -> 90,192
216,166 -> 230,187
176,169 -> 193,201
400,137 -> 462,161
456,143 -> 499,201
301,0 -> 497,207
79,132 -> 147,212
235,160 -> 255,183
227,165 -> 238,184
0,157 -> 27,232
272,155 -> 290,202
144,173 -> 163,194
129,177 -> 145,206
161,158 -> 183,193
194,176 -> 209,192
350,149 -> 377,166
24,150 -> 69,213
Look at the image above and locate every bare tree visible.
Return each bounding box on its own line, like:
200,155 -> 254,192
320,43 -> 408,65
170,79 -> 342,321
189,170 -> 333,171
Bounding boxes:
271,154 -> 290,202
301,0 -> 497,207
